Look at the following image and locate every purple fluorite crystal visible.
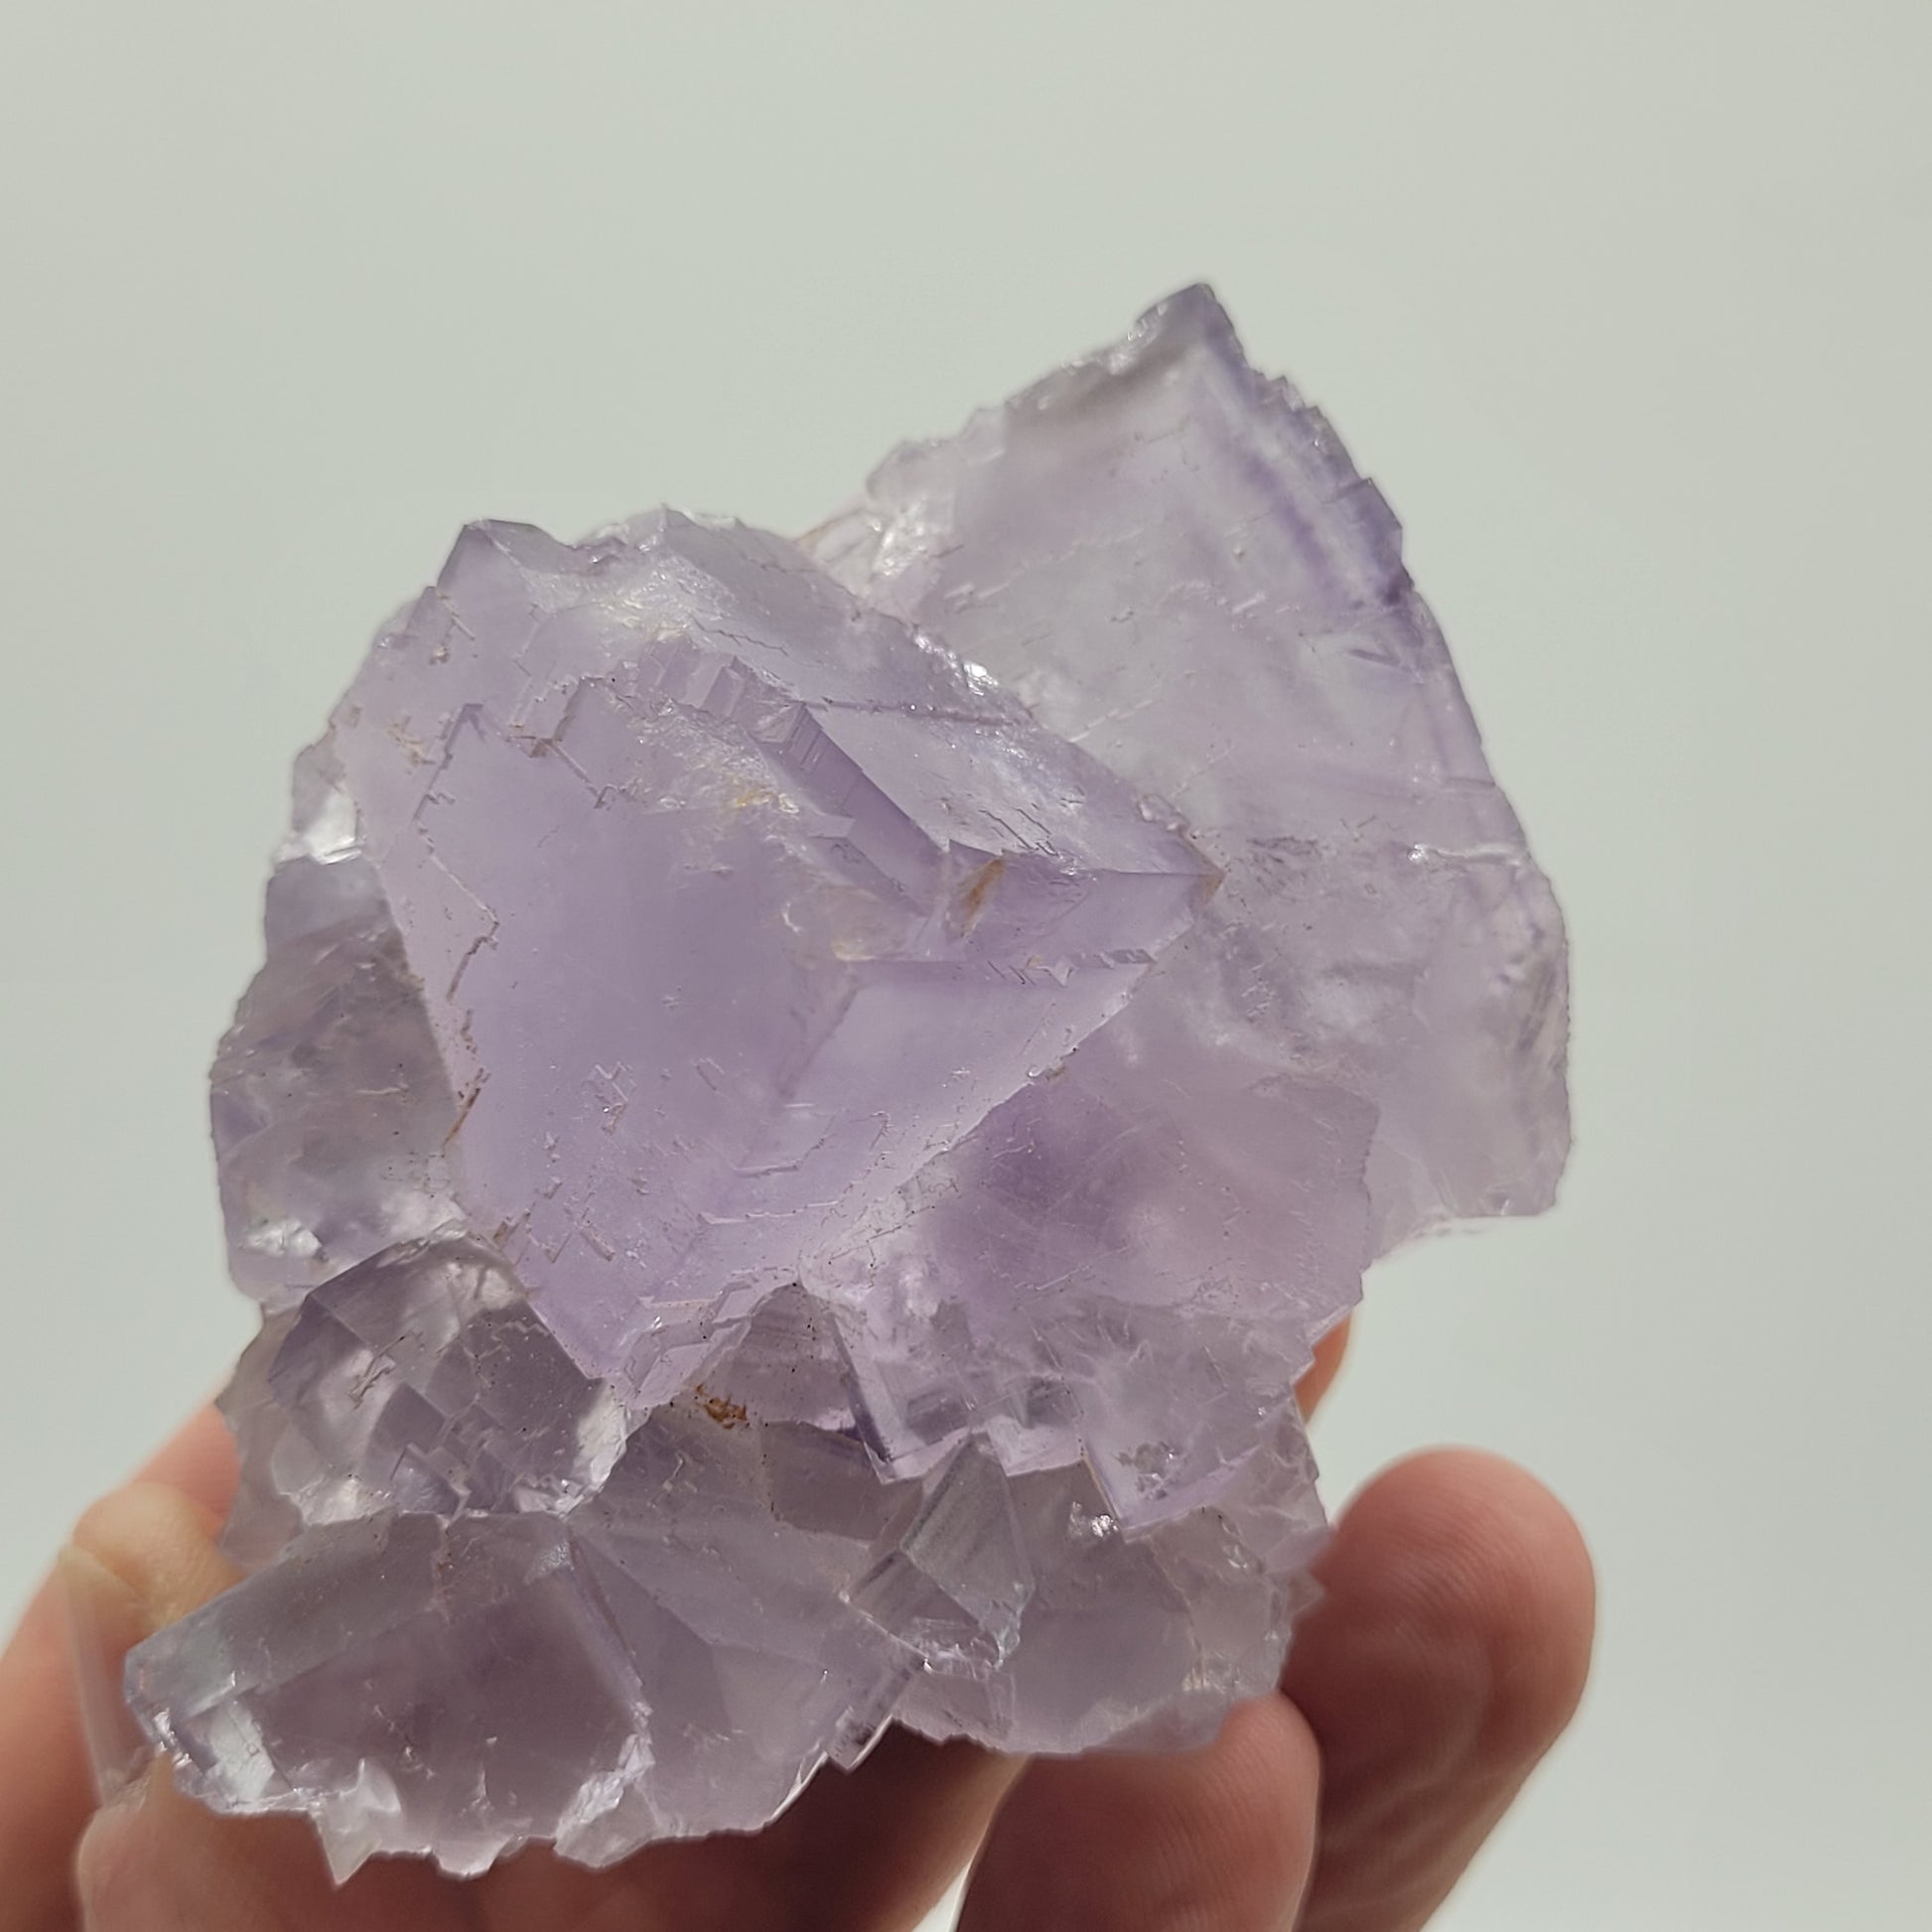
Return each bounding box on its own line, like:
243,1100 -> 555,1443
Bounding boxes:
129,289 -> 1569,1877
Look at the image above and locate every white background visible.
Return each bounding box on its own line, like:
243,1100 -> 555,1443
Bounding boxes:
2,5 -> 1927,1927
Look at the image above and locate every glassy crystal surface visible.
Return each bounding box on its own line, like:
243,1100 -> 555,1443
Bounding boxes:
808,285 -> 1568,1253
129,288 -> 1569,1877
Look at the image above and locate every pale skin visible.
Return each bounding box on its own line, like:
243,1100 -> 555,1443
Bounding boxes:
0,1322 -> 1595,1931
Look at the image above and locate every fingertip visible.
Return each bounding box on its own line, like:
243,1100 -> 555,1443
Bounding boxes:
1445,1451 -> 1594,1765
1187,1696 -> 1324,1902
1295,1314 -> 1353,1419
72,1757 -> 459,1931
69,1481 -> 235,1634
57,1548 -> 154,1806
1290,1452 -> 1591,1792
958,1696 -> 1320,1931
0,1434 -> 241,1932
134,1407 -> 239,1518
1318,1448 -> 1595,1772
71,1769 -> 156,1928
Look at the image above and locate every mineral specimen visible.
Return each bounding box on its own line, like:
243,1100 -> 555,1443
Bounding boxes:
128,287 -> 1569,1877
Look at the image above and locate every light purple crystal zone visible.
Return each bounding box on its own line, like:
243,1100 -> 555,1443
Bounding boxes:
128,288 -> 1569,1877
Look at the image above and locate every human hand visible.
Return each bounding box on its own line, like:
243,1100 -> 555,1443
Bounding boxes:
0,1324 -> 1593,1931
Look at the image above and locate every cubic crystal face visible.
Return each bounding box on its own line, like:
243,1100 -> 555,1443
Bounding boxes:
129,288 -> 1569,1877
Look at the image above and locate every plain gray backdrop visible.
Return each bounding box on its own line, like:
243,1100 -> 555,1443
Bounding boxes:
3,5 -> 1926,1927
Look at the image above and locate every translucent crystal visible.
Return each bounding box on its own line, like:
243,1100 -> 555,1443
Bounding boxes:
809,284 -> 1568,1253
129,289 -> 1569,1875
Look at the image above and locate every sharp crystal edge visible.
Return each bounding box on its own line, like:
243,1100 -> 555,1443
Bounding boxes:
128,287 -> 1570,1877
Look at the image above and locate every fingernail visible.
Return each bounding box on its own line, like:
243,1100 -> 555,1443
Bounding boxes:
57,1545 -> 156,1805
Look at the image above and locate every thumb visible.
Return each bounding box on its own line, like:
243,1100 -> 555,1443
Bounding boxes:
60,1483 -> 452,1932
61,1483 -> 239,1806
0,1413 -> 238,1932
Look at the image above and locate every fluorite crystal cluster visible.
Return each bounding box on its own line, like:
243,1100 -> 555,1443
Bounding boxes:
128,288 -> 1569,1877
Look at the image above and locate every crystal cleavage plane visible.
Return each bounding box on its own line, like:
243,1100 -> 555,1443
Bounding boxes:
128,288 -> 1570,1878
